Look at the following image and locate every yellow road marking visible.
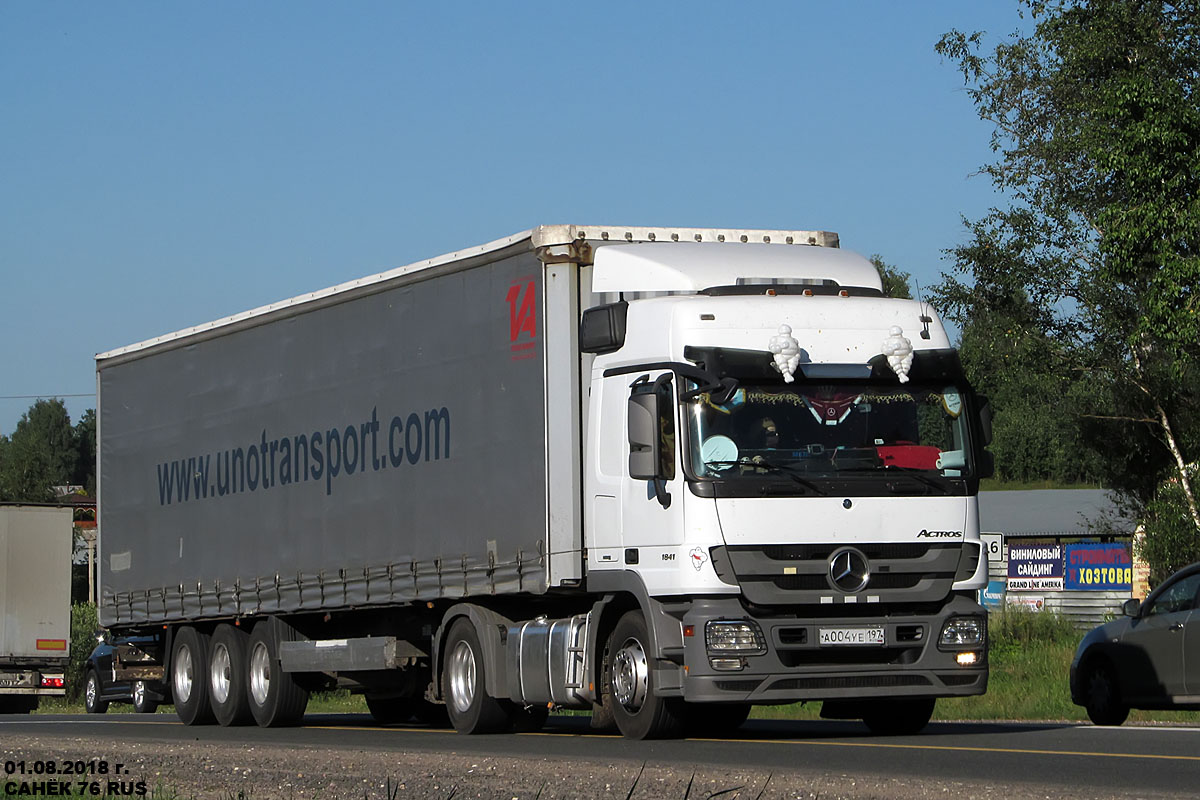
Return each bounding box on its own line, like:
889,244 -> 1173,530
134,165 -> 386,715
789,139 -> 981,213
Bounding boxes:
299,724 -> 1200,762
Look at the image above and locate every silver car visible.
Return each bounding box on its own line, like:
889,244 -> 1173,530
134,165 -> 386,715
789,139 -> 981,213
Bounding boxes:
1070,562 -> 1200,725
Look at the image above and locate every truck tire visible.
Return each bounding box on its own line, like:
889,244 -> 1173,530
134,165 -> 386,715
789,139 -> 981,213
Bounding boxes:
862,697 -> 936,735
209,624 -> 252,726
131,680 -> 158,714
172,627 -> 215,725
246,622 -> 308,727
442,617 -> 510,734
84,670 -> 109,714
365,695 -> 415,724
606,610 -> 683,740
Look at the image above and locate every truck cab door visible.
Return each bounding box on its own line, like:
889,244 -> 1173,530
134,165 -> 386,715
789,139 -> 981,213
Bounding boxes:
585,370 -> 685,572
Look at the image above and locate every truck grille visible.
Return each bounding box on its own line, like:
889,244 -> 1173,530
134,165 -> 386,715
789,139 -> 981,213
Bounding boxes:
711,542 -> 967,606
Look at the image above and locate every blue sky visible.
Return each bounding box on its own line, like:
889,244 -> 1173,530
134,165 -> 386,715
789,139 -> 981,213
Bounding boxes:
0,1 -> 1029,435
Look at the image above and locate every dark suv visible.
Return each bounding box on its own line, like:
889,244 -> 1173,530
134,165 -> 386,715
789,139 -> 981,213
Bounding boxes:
1070,562 -> 1200,725
83,633 -> 170,714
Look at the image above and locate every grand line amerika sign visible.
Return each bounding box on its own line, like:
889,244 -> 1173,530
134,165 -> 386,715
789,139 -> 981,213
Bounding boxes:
1007,544 -> 1064,591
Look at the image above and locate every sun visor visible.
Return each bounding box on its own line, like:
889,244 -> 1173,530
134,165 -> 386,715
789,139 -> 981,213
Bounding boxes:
591,242 -> 884,294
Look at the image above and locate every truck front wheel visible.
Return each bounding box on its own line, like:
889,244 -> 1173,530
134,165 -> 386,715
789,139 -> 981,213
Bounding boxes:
442,618 -> 509,734
606,611 -> 683,740
246,622 -> 308,727
171,627 -> 215,725
210,624 -> 252,726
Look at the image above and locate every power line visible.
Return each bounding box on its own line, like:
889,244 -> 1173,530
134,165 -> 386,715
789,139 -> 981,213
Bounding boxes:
0,394 -> 94,399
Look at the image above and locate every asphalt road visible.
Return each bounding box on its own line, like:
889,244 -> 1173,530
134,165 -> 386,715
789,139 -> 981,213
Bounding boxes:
3,713 -> 1199,799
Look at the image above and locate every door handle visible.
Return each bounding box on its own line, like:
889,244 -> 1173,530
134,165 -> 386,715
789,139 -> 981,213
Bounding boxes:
1170,622 -> 1184,631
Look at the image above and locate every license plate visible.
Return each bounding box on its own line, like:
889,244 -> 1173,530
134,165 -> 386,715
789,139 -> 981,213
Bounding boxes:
818,627 -> 885,646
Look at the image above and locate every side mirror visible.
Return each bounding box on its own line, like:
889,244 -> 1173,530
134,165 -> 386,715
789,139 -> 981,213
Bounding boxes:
976,450 -> 995,480
977,395 -> 994,446
628,391 -> 662,481
1122,598 -> 1141,618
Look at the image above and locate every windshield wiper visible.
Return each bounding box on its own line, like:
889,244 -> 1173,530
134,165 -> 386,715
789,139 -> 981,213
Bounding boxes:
703,459 -> 828,496
839,464 -> 951,494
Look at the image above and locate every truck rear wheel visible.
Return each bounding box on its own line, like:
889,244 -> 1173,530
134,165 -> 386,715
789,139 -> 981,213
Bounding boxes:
246,622 -> 308,727
862,697 -> 936,736
606,610 -> 683,740
442,618 -> 509,734
84,670 -> 108,714
210,624 -> 252,726
171,627 -> 215,725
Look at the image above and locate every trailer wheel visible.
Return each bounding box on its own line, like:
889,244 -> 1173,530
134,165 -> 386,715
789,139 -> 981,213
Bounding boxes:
606,610 -> 683,740
131,680 -> 158,714
246,622 -> 308,727
171,627 -> 215,725
84,670 -> 109,714
209,624 -> 252,726
365,695 -> 415,724
862,697 -> 936,736
442,618 -> 510,734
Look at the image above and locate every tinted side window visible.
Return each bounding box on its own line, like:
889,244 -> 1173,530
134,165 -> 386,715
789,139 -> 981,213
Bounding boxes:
1146,573 -> 1200,616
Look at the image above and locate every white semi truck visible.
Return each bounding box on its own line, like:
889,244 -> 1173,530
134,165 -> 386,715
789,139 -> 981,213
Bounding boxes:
0,505 -> 71,712
97,225 -> 991,738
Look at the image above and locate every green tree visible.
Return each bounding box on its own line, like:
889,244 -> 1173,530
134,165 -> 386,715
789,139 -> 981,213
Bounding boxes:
0,399 -> 79,502
73,408 -> 97,494
870,255 -> 913,299
936,1 -> 1200,557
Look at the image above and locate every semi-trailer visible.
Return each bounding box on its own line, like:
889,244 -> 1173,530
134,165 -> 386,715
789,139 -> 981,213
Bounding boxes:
0,504 -> 71,712
97,225 -> 991,738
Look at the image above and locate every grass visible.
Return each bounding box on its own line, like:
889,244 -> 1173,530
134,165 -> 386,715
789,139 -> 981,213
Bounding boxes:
38,613 -> 1200,726
979,478 -> 1103,492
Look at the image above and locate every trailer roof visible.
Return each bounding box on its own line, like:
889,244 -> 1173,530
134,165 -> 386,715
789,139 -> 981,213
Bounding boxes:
97,225 -> 840,364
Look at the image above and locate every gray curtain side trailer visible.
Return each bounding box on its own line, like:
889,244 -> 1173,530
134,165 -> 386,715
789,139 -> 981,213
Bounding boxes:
97,225 -> 990,738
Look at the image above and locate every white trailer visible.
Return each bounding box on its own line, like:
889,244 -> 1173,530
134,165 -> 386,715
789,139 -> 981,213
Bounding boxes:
97,225 -> 991,737
0,505 -> 71,712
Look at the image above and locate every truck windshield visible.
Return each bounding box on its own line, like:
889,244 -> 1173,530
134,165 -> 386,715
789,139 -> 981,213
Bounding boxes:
685,381 -> 973,482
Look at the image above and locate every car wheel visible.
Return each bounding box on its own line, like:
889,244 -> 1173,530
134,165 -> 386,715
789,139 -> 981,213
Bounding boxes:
131,680 -> 158,714
1084,661 -> 1129,726
84,670 -> 109,714
862,698 -> 936,735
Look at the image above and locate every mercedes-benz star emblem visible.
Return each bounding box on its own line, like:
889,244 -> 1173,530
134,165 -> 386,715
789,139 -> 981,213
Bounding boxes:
829,548 -> 870,593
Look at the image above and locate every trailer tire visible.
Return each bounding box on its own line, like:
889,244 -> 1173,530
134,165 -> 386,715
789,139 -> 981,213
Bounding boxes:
84,670 -> 109,714
606,610 -> 683,740
365,695 -> 415,724
442,618 -> 510,734
246,623 -> 308,727
862,697 -> 935,736
210,624 -> 252,726
131,680 -> 158,714
171,627 -> 215,725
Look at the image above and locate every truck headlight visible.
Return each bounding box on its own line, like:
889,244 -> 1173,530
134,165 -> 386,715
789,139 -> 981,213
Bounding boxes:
705,620 -> 766,655
939,617 -> 985,648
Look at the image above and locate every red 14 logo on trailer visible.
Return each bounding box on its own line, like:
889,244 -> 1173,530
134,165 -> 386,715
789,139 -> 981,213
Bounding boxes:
506,280 -> 537,360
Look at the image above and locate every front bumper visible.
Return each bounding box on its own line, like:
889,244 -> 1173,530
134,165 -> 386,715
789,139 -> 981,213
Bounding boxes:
680,594 -> 988,703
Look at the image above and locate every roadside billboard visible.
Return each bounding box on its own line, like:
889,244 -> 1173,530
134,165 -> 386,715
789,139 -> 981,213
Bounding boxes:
1007,544 -> 1064,591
